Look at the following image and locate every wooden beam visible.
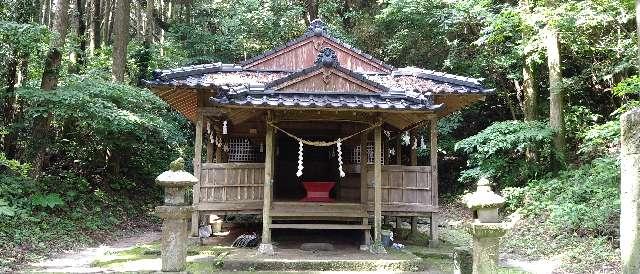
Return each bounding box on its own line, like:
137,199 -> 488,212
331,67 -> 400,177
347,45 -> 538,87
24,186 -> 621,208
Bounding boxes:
374,119 -> 383,246
191,112 -> 204,236
273,110 -> 376,125
270,224 -> 371,230
261,111 -> 275,244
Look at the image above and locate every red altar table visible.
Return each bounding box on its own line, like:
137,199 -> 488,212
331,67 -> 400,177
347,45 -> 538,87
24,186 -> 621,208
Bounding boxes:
300,181 -> 336,202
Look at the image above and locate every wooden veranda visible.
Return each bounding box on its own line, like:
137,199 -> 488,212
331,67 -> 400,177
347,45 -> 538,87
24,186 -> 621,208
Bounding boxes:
146,19 -> 492,253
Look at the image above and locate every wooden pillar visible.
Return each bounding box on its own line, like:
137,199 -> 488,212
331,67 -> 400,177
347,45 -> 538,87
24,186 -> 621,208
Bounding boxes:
360,131 -> 370,248
411,216 -> 418,234
410,131 -> 417,166
206,137 -> 214,163
429,116 -> 439,247
395,137 -> 401,165
215,133 -> 223,163
190,112 -> 203,237
372,121 -> 385,253
258,112 -> 275,254
410,130 -> 418,236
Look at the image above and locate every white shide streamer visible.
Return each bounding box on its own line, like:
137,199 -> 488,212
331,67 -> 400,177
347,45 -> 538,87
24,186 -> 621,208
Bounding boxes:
337,138 -> 345,178
296,140 -> 304,177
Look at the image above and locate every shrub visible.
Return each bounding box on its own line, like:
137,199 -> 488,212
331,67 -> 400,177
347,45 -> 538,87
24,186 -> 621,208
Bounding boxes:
454,120 -> 556,188
503,157 -> 620,236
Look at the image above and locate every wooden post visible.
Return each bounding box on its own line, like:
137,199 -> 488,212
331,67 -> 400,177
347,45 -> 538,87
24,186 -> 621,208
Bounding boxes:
429,116 -> 439,247
258,111 -> 275,255
190,112 -> 203,237
372,121 -> 386,253
410,130 -> 418,237
206,121 -> 214,163
360,131 -> 370,248
395,137 -> 401,165
410,131 -> 417,166
411,216 -> 418,234
215,128 -> 223,163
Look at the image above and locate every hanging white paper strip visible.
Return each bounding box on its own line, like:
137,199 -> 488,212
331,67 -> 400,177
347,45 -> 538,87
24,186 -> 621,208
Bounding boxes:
296,141 -> 304,177
222,120 -> 228,135
337,138 -> 345,178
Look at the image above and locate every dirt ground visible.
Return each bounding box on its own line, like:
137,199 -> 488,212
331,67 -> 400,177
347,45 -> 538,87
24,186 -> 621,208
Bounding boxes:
23,229 -> 161,273
20,202 -> 559,273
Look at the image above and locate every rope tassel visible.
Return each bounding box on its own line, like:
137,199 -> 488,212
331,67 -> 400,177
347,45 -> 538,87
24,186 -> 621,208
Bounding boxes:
337,138 -> 345,178
296,140 -> 304,177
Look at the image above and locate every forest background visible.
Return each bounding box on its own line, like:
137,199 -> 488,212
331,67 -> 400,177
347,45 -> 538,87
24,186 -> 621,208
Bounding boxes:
1,0 -> 637,272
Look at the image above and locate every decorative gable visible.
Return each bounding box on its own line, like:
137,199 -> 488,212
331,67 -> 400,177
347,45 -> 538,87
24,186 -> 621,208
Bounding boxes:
241,20 -> 393,74
266,48 -> 388,93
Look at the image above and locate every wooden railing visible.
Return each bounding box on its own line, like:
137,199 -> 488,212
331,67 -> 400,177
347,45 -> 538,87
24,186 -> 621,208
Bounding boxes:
197,163 -> 264,212
365,165 -> 436,213
196,163 -> 436,214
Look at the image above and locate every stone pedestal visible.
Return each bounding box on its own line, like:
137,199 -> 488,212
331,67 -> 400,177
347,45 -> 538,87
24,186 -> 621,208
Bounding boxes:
467,223 -> 507,274
155,158 -> 198,273
621,108 -> 640,274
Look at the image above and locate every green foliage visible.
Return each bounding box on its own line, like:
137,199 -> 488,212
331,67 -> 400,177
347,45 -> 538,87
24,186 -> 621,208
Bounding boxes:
168,0 -> 305,64
577,120 -> 620,160
30,193 -> 64,208
503,157 -> 620,236
17,75 -> 190,182
455,120 -> 555,188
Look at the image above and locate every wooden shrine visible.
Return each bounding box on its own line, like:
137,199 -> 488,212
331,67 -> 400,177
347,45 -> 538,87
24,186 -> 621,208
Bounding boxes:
146,19 -> 492,253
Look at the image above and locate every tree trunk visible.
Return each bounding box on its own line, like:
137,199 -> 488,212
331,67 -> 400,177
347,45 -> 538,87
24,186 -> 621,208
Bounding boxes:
68,0 -> 86,73
545,27 -> 565,157
100,0 -> 110,46
90,0 -> 101,53
304,0 -> 318,24
32,0 -> 69,176
51,0 -> 70,49
111,0 -> 129,82
522,58 -> 537,120
145,0 -> 153,44
3,54 -> 19,158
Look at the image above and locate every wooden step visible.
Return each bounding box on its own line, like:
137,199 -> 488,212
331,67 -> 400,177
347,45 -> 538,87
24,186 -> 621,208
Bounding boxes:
270,211 -> 367,217
271,202 -> 367,218
270,223 -> 370,230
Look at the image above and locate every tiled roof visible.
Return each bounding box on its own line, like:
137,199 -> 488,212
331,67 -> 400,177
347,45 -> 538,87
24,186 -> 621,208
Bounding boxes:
210,90 -> 442,111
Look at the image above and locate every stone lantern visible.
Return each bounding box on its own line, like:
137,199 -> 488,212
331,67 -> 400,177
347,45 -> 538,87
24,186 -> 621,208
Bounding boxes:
463,177 -> 509,274
155,158 -> 198,273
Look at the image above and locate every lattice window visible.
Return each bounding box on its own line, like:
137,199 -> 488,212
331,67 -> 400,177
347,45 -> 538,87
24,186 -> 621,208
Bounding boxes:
228,138 -> 258,162
351,142 -> 384,164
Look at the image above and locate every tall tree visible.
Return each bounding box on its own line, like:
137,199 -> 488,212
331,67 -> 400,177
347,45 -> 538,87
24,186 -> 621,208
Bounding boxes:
545,27 -> 565,157
520,0 -> 538,121
32,0 -> 70,175
637,0 -> 640,68
111,0 -> 129,82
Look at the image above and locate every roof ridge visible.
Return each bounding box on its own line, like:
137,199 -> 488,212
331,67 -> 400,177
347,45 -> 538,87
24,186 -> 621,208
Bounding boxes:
239,19 -> 394,71
393,67 -> 486,89
152,63 -> 242,80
